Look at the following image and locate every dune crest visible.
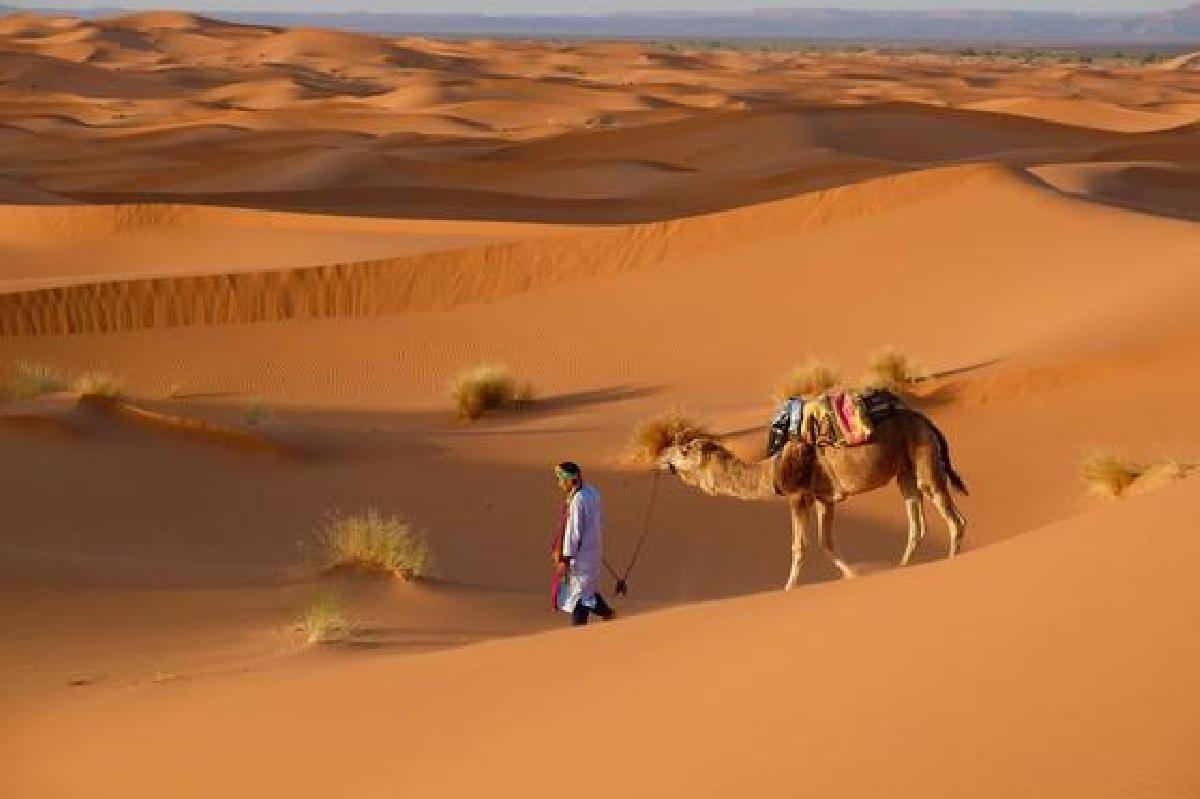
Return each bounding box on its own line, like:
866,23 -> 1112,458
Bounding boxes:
0,164 -> 1031,335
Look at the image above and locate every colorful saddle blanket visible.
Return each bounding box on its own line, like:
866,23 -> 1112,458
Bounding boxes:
809,388 -> 905,447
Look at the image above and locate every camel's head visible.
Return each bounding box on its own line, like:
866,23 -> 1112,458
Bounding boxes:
656,436 -> 713,476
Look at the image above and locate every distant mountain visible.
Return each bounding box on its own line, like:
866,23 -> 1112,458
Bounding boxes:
5,4 -> 1200,43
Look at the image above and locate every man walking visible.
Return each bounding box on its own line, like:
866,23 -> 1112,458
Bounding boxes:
552,461 -> 616,626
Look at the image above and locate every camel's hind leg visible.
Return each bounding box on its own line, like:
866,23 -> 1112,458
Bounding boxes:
930,490 -> 966,557
898,472 -> 926,567
784,494 -> 812,590
912,429 -> 967,559
815,500 -> 854,579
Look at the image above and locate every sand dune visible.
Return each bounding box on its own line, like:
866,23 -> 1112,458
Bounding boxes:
9,479 -> 1200,797
0,203 -> 563,290
3,161 -> 1196,339
2,12 -> 1200,798
0,163 -> 1137,334
966,96 -> 1199,133
0,175 -> 74,204
2,13 -> 1194,220
1031,161 -> 1200,219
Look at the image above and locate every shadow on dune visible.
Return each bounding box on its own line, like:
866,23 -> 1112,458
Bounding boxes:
346,625 -> 517,651
1023,162 -> 1200,223
0,396 -> 965,601
533,384 -> 663,411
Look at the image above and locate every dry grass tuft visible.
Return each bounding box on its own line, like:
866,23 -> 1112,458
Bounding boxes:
1080,449 -> 1196,499
5,361 -> 67,400
1081,449 -> 1143,498
71,371 -> 123,398
298,591 -> 352,645
451,363 -> 532,421
318,508 -> 432,580
5,363 -> 127,402
863,347 -> 924,390
1131,458 -> 1197,495
242,398 -> 268,427
771,359 -> 840,401
629,410 -> 711,463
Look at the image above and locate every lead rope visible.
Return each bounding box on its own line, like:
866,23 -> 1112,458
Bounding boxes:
611,469 -> 661,597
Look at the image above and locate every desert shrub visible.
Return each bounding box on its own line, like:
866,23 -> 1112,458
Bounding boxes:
450,363 -> 532,421
1132,458 -> 1196,495
629,410 -> 711,463
1080,450 -> 1195,499
318,508 -> 431,580
771,359 -> 840,402
1080,449 -> 1143,498
298,591 -> 351,644
863,347 -> 923,390
243,398 -> 268,427
72,371 -> 123,398
5,361 -> 66,400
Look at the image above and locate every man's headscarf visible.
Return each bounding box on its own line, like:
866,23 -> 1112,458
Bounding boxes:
555,461 -> 582,482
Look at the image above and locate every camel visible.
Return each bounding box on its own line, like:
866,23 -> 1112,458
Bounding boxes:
656,407 -> 967,590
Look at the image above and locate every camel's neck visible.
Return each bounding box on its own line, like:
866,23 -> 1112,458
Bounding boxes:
675,445 -> 777,501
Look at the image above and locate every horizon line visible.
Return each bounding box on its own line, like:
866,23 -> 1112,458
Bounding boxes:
3,3 -> 1193,17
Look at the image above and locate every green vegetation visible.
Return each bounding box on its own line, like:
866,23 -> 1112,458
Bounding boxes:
4,361 -> 67,400
644,38 -> 1175,66
298,591 -> 352,644
4,362 -> 128,402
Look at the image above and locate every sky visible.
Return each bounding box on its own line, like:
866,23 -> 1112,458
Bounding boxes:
5,1 -> 1188,13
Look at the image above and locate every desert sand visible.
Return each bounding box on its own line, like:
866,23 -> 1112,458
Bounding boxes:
2,11 -> 1199,797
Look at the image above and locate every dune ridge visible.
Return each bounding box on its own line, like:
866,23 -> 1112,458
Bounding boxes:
0,164 -> 1017,336
79,395 -> 294,456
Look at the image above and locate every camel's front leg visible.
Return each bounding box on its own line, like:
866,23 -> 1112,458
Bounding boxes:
785,495 -> 812,590
815,500 -> 855,579
898,473 -> 926,567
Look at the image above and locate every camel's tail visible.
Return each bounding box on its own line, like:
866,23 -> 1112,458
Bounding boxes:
928,418 -> 969,496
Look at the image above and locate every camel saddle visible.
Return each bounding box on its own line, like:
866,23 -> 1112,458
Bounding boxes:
806,388 -> 906,448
